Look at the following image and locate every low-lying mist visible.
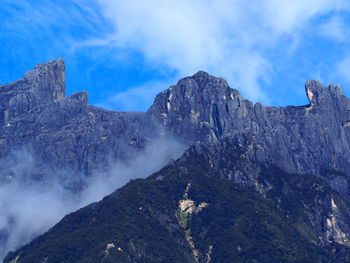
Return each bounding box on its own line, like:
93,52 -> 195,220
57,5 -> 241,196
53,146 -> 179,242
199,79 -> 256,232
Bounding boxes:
0,136 -> 186,260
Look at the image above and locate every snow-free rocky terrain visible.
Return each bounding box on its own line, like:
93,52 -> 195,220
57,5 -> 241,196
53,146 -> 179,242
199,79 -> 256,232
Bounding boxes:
3,59 -> 350,262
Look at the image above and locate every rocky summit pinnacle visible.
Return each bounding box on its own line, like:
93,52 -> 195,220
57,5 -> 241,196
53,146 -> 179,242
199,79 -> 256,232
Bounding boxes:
305,79 -> 345,107
1,59 -> 350,184
25,58 -> 66,102
150,70 -> 350,177
0,59 -> 65,124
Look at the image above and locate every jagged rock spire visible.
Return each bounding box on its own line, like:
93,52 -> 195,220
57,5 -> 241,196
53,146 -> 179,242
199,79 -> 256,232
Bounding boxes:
305,79 -> 345,107
0,59 -> 66,123
24,58 -> 66,103
2,60 -> 350,181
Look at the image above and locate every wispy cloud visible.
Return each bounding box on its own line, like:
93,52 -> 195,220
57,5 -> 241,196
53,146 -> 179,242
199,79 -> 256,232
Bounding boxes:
320,16 -> 349,42
0,0 -> 111,86
2,0 -> 350,107
76,0 -> 350,104
0,137 -> 186,259
2,0 -> 106,38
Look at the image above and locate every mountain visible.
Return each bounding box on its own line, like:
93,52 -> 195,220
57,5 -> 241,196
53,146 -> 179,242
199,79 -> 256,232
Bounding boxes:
0,59 -> 157,183
2,60 -> 350,182
2,59 -> 350,262
4,139 -> 350,262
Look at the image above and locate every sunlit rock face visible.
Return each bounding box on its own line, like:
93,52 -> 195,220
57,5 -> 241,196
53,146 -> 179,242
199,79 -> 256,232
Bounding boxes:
0,59 -> 65,123
150,71 -> 350,177
2,59 -> 350,184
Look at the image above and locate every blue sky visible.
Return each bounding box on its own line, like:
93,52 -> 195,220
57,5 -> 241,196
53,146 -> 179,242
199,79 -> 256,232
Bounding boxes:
1,0 -> 350,111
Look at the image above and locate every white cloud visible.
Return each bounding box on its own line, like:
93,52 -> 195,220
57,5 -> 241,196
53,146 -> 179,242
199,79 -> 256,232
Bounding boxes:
5,0 -> 350,106
82,0 -> 350,104
319,16 -> 349,42
0,137 -> 186,259
1,0 -> 107,56
262,0 -> 348,34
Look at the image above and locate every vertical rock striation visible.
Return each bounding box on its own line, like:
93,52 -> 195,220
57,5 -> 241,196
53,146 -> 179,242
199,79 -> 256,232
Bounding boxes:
0,59 -> 157,182
1,59 -> 350,183
149,71 -> 350,176
0,59 -> 65,123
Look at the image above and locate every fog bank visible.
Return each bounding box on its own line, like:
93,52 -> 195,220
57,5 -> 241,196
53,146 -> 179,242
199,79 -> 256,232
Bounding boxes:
0,136 -> 186,260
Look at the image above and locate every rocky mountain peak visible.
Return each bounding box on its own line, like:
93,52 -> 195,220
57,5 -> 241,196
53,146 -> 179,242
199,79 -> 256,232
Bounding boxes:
2,59 -> 350,182
147,71 -> 350,177
3,59 -> 350,263
0,59 -> 66,124
305,79 -> 345,107
183,70 -> 229,89
24,58 -> 66,103
148,71 -> 244,143
175,70 -> 235,97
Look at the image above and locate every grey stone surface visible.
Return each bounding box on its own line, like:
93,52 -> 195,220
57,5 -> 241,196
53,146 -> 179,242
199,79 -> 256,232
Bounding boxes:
149,71 -> 350,176
0,60 -> 158,183
1,60 -> 350,184
0,59 -> 65,123
3,59 -> 350,261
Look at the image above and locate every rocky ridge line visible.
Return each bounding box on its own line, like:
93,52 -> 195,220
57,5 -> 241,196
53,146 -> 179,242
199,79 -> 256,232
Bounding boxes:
1,59 -> 350,186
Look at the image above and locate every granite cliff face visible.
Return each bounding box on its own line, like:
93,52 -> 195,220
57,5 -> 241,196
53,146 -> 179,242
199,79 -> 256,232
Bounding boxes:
0,59 -> 65,124
2,60 -> 350,184
149,71 -> 350,177
2,59 -> 350,262
0,60 -> 158,184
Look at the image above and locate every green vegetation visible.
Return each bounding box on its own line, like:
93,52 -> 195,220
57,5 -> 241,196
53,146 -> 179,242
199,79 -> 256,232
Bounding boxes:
5,142 -> 350,262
